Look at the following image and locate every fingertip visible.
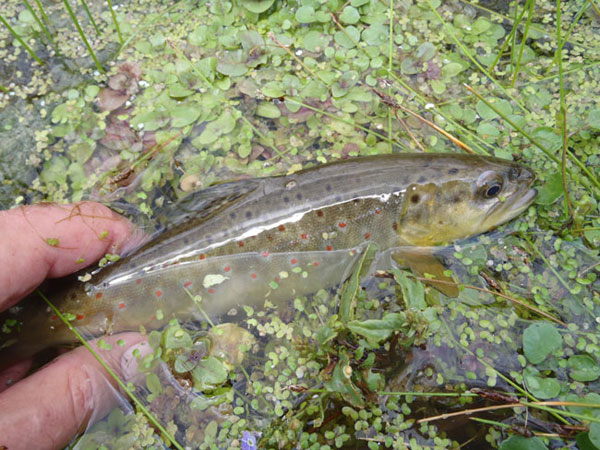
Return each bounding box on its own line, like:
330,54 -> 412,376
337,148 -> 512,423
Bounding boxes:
0,333 -> 148,450
0,202 -> 138,310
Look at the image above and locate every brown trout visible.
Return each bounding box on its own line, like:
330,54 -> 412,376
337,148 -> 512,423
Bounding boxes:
0,153 -> 536,365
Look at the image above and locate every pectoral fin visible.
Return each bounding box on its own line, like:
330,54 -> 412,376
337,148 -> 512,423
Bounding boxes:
392,249 -> 459,297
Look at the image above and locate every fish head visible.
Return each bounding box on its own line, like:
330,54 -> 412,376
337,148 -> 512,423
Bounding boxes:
397,155 -> 537,247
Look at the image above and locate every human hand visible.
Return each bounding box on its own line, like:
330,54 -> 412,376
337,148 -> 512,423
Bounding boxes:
0,202 -> 149,450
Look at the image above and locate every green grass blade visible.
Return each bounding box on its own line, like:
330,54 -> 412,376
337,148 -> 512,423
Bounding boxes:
0,13 -> 44,64
387,0 -> 394,154
33,0 -> 51,26
488,4 -> 528,73
106,0 -> 123,44
0,85 -> 8,93
61,0 -> 104,72
22,0 -> 58,50
510,0 -> 534,88
79,0 -> 100,35
556,0 -> 575,221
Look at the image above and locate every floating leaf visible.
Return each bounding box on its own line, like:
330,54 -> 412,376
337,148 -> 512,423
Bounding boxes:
296,6 -> 316,23
498,435 -> 548,450
339,6 -> 360,24
171,105 -> 201,127
192,356 -> 229,391
256,102 -> 281,119
523,322 -> 562,364
524,367 -> 560,399
535,172 -> 563,206
568,355 -> 600,382
589,423 -> 600,449
334,26 -> 360,48
243,0 -> 274,13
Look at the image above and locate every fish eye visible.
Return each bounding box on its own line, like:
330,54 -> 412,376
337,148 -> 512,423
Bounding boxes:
484,183 -> 502,198
477,171 -> 504,199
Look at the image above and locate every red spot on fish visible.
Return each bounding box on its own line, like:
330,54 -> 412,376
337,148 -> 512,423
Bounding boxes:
392,222 -> 398,231
364,232 -> 371,239
51,314 -> 57,321
375,208 -> 381,214
317,210 -> 323,217
251,273 -> 257,279
275,276 -> 280,282
291,258 -> 298,264
301,233 -> 308,239
200,254 -> 206,260
278,224 -> 286,231
262,251 -> 270,257
238,241 -> 244,247
338,222 -> 346,228
95,293 -> 103,299
208,288 -> 215,294
313,261 -> 319,267
119,302 -> 125,309
224,266 -> 231,272
76,314 -> 84,320
136,279 -> 142,285
155,290 -> 163,298
184,281 -> 192,288
327,245 -> 332,251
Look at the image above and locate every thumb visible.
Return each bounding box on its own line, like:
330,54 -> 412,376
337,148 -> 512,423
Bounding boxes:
0,332 -> 150,450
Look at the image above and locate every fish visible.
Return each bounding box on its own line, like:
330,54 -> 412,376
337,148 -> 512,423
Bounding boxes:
0,153 -> 536,367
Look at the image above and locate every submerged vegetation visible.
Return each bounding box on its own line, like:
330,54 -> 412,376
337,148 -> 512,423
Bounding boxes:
1,0 -> 600,448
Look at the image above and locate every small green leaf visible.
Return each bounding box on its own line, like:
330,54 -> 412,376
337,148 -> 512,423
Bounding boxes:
296,6 -> 316,23
588,108 -> 600,129
498,435 -> 548,450
524,368 -> 560,399
568,355 -> 600,382
334,26 -> 360,48
535,172 -> 563,206
347,313 -> 406,343
192,356 -> 229,390
589,423 -> 600,449
339,6 -> 360,24
523,322 -> 562,364
243,0 -> 274,13
170,105 -> 201,127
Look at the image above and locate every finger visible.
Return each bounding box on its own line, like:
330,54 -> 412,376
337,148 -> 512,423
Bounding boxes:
0,202 -> 137,310
0,333 -> 150,450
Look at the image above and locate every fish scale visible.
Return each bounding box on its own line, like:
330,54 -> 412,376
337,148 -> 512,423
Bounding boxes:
0,153 -> 536,367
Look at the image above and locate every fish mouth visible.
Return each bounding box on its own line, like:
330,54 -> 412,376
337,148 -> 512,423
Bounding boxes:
488,183 -> 537,226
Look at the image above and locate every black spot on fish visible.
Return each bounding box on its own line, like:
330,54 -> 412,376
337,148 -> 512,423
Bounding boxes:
283,196 -> 290,203
325,184 -> 332,192
353,199 -> 360,204
411,194 -> 420,204
230,212 -> 236,219
417,176 -> 427,183
392,222 -> 398,231
296,193 -> 303,200
206,235 -> 213,244
246,211 -> 252,219
448,168 -> 459,175
451,195 -> 461,204
335,195 -> 342,202
183,237 -> 190,244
